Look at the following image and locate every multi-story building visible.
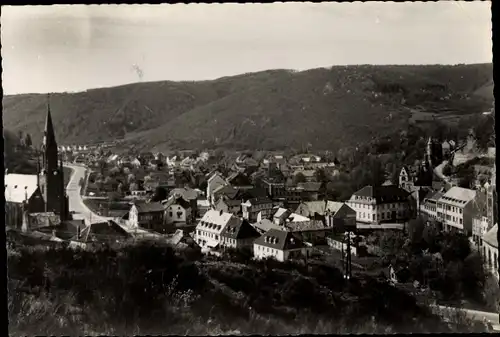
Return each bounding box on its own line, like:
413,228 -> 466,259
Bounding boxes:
219,218 -> 260,250
346,185 -> 411,224
253,228 -> 311,262
194,210 -> 237,250
128,202 -> 165,232
482,224 -> 498,279
241,197 -> 275,222
420,191 -> 444,220
435,186 -> 480,235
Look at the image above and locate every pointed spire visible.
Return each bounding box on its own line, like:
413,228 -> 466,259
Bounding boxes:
43,94 -> 57,149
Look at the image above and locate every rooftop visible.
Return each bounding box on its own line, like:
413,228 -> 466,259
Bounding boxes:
483,223 -> 498,248
5,174 -> 39,203
439,187 -> 476,205
254,228 -> 305,251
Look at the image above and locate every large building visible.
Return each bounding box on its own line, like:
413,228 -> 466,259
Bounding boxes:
346,185 -> 411,224
435,186 -> 481,235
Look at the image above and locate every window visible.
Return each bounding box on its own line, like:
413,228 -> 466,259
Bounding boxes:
459,209 -> 462,214
169,212 -> 173,217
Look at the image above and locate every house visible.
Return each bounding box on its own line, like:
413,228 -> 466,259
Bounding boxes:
207,173 -> 229,205
435,186 -> 481,235
294,200 -> 344,223
215,197 -> 242,215
284,220 -> 330,244
346,185 -> 411,224
242,197 -> 275,222
80,220 -> 131,243
252,218 -> 282,235
162,195 -> 193,230
273,207 -> 292,225
293,169 -> 316,183
420,191 -> 444,220
168,187 -> 199,215
196,198 -> 211,218
482,224 -> 498,279
261,177 -> 286,199
220,218 -> 260,250
472,215 -> 490,249
296,182 -> 323,201
5,174 -> 46,229
325,203 -> 357,230
253,229 -> 311,262
194,210 -> 236,251
128,202 -> 165,233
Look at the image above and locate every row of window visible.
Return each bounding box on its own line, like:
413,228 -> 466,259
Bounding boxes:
197,230 -> 219,241
351,202 -> 404,210
256,245 -> 279,255
437,203 -> 463,214
357,211 -> 405,220
139,214 -> 162,221
443,214 -> 463,225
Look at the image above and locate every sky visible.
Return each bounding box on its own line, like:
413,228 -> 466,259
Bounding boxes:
1,2 -> 493,95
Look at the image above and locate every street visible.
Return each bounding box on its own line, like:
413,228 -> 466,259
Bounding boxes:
64,163 -> 112,225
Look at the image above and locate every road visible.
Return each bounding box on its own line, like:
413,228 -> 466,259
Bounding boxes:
64,163 -> 162,238
64,163 -> 112,225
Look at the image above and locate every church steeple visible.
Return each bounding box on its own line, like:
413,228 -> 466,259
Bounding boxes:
43,94 -> 57,151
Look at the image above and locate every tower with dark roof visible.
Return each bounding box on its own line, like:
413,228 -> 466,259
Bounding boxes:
38,95 -> 68,220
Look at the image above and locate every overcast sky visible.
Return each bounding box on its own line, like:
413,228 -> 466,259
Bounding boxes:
1,2 -> 492,95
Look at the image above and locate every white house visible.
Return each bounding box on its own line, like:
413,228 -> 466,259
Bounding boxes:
482,224 -> 498,279
194,209 -> 236,251
206,173 -> 229,206
346,185 -> 411,224
162,195 -> 193,228
253,228 -> 311,262
436,186 -> 481,235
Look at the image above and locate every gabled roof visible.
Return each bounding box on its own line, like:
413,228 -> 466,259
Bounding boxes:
5,174 -> 39,203
213,185 -> 240,200
242,197 -> 273,207
352,185 -> 409,203
439,187 -> 476,206
330,204 -> 356,220
169,188 -> 198,201
273,207 -> 292,219
252,219 -> 282,233
483,223 -> 498,248
284,220 -> 327,232
254,229 -> 305,251
133,202 -> 164,213
221,219 -> 260,240
296,182 -> 323,192
198,210 -> 235,231
162,195 -> 191,210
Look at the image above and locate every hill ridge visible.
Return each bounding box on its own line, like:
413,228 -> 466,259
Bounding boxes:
3,64 -> 493,152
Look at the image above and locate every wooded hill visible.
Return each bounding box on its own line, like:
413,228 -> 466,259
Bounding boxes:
3,64 -> 492,152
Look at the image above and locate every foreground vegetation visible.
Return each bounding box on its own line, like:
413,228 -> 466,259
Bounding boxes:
7,238 -> 488,336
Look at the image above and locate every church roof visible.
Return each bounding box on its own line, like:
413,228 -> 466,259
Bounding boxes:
43,99 -> 58,149
5,174 -> 39,203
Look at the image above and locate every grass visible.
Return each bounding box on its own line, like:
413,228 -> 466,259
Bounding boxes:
3,64 -> 492,152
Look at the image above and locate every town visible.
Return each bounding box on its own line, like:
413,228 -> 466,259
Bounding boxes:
4,2 -> 497,335
5,98 -> 499,332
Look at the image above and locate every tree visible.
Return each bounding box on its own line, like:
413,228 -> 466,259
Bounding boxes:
151,187 -> 168,202
293,172 -> 306,185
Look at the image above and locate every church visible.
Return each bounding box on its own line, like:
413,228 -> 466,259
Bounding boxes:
5,98 -> 69,230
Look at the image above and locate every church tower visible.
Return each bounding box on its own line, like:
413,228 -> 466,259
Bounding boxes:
39,95 -> 68,221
